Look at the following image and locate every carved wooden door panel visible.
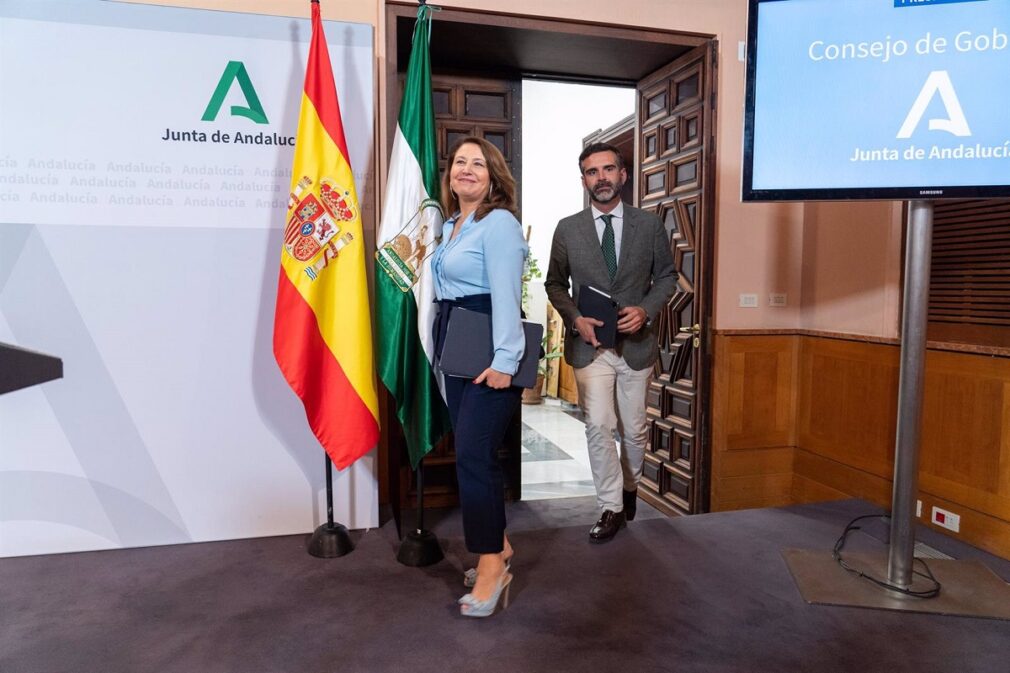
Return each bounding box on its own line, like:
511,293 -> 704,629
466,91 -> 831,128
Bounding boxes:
636,43 -> 716,515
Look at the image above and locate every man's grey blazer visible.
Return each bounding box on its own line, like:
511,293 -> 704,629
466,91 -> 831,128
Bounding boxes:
544,205 -> 678,371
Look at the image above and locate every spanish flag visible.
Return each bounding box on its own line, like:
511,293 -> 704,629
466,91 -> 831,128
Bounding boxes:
273,0 -> 379,469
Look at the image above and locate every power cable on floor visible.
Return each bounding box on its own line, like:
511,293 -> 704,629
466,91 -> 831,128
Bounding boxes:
833,514 -> 941,599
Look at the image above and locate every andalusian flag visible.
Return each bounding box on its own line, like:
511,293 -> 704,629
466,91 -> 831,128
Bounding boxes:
273,0 -> 379,469
375,5 -> 451,468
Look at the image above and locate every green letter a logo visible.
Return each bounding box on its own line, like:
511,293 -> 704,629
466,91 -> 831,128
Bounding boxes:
202,61 -> 269,124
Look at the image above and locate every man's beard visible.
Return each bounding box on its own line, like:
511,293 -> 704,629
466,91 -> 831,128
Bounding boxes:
589,180 -> 623,204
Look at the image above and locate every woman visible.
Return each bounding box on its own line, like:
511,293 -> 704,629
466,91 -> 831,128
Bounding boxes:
431,137 -> 527,618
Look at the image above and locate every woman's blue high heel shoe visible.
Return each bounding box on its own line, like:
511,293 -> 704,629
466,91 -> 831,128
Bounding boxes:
463,560 -> 511,588
458,572 -> 513,618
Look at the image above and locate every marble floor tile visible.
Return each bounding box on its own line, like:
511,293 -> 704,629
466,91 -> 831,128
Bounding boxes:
521,398 -> 597,501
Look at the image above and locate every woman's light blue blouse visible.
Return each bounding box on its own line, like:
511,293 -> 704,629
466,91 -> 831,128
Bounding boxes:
432,208 -> 529,375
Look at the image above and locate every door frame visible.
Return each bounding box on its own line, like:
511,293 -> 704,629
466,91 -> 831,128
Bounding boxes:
381,1 -> 718,515
384,3 -> 710,160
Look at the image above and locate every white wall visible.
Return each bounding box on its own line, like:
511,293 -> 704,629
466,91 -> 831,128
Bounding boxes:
520,80 -> 635,333
0,1 -> 377,557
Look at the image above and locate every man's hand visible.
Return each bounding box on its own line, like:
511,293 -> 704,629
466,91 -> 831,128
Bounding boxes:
474,367 -> 512,389
617,306 -> 648,334
573,316 -> 604,348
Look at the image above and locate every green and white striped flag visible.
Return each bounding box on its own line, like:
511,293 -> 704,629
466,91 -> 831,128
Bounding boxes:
375,5 -> 451,468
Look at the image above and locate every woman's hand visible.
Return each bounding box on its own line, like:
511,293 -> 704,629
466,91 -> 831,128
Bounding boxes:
474,367 -> 512,389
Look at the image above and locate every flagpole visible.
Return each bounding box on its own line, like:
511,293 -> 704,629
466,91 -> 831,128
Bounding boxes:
375,0 -> 449,567
302,0 -> 348,560
307,453 -> 354,557
397,458 -> 444,566
269,0 -> 378,555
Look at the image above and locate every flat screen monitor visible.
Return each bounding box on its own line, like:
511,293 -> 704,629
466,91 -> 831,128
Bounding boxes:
743,0 -> 1010,201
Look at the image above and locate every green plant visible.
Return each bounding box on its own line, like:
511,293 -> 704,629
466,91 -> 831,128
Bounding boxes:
521,252 -> 543,315
538,329 -> 563,377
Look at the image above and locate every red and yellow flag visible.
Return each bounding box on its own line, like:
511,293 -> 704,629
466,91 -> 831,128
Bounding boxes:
273,0 -> 379,469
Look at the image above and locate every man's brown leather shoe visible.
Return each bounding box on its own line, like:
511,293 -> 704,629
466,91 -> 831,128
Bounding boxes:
589,509 -> 626,542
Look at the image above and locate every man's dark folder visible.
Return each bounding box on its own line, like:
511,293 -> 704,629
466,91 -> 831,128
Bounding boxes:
577,284 -> 618,348
439,308 -> 544,389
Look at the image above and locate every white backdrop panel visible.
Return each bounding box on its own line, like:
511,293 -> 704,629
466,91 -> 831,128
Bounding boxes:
0,0 -> 378,557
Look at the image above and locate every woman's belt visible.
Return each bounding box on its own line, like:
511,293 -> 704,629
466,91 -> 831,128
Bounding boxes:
432,293 -> 492,361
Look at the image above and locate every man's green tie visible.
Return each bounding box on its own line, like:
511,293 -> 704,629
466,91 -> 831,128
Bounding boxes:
600,213 -> 617,281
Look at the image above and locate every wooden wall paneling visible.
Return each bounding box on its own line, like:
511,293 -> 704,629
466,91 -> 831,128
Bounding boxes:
792,449 -> 893,508
722,336 -> 797,450
714,473 -> 794,511
794,447 -> 1010,560
796,337 -> 899,478
712,332 -> 1010,558
797,339 -> 1010,519
710,335 -> 797,511
918,350 -> 1010,520
792,337 -> 1010,558
917,492 -> 1010,560
714,451 -> 796,511
929,199 -> 1010,348
791,473 -> 850,505
920,353 -> 1005,491
710,334 -> 729,509
717,446 -> 795,478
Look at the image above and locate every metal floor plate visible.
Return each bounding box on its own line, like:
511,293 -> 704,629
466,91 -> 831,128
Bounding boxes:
783,548 -> 1010,621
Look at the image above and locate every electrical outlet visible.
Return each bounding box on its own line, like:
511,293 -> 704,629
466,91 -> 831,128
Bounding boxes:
916,499 -> 922,518
739,293 -> 758,308
769,293 -> 787,307
931,506 -> 961,533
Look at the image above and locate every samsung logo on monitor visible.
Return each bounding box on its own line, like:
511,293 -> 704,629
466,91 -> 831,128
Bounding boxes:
919,190 -> 945,195
895,0 -> 989,8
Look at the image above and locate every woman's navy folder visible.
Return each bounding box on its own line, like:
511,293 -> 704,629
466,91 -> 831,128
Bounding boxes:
438,308 -> 544,389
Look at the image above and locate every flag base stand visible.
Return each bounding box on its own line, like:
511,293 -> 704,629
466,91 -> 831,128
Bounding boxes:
397,462 -> 444,567
397,528 -> 444,567
307,454 -> 354,558
307,522 -> 354,558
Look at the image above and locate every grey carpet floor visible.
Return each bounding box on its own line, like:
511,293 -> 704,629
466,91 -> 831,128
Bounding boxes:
3,498 -> 1010,673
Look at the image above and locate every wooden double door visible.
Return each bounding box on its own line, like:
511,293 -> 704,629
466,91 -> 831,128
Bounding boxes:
384,5 -> 716,517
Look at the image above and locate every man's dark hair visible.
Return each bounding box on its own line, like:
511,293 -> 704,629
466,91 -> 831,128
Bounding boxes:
578,142 -> 626,174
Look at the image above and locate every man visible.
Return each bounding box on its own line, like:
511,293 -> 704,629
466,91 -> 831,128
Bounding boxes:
545,142 -> 677,542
